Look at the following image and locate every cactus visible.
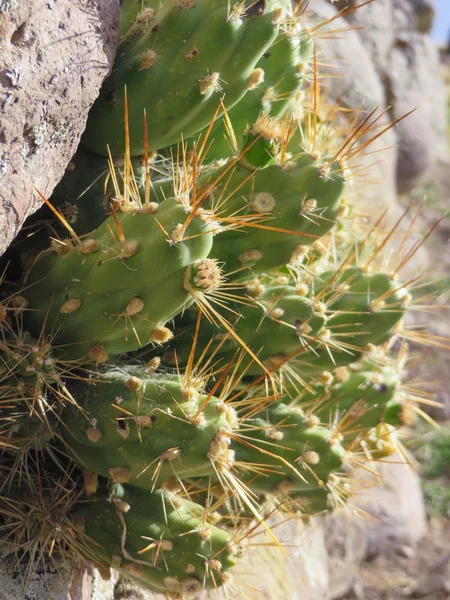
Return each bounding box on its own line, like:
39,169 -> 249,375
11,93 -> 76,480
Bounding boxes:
233,401 -> 346,497
73,482 -> 237,596
165,25 -> 314,167
61,367 -> 237,489
162,266 -> 409,378
82,0 -> 285,156
0,3 -> 447,598
206,155 -> 346,276
21,198 -> 219,361
49,148 -> 149,236
280,359 -> 401,437
0,402 -> 53,452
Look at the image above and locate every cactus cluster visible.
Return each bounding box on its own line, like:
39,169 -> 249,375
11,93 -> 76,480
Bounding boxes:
0,1 -> 445,598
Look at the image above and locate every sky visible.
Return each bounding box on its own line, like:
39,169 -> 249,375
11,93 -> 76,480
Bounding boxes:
432,0 -> 450,46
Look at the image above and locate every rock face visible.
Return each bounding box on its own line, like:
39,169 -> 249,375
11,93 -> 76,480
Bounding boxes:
0,0 -> 120,256
319,0 -> 448,194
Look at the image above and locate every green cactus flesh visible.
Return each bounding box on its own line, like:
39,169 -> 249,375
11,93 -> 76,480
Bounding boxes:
262,267 -> 409,378
62,368 -> 236,486
165,282 -> 327,373
0,401 -> 53,451
283,362 -> 401,438
208,156 -> 346,275
231,402 -> 345,497
22,198 -> 215,361
162,266 -> 408,381
165,26 -> 313,167
82,0 -> 284,156
74,484 -> 236,595
119,0 -> 157,39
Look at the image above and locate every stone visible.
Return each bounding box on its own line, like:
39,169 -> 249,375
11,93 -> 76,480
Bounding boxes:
310,1 -> 398,212
0,0 -> 120,257
323,0 -> 448,194
353,454 -> 427,557
394,0 -> 436,34
0,545 -> 116,600
323,453 -> 427,599
388,31 -> 448,194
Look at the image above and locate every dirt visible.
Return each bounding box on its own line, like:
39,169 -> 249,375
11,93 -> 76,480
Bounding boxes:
342,517 -> 450,600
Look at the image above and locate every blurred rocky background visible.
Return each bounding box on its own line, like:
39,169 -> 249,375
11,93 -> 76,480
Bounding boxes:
1,0 -> 450,599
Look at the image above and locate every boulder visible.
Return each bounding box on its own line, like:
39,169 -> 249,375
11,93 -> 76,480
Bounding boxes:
310,1 -> 398,211
0,0 -> 120,257
321,0 -> 448,194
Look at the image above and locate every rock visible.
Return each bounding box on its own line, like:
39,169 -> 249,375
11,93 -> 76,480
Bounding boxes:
353,454 -> 427,557
325,512 -> 368,600
389,31 -> 448,194
310,1 -> 398,209
394,0 -> 436,34
322,0 -> 448,193
0,545 -> 116,600
69,566 -> 118,600
0,0 -> 120,257
323,454 -> 426,599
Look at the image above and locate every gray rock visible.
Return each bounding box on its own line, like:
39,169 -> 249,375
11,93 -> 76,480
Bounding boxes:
323,0 -> 448,193
0,546 -> 117,600
353,454 -> 427,557
0,0 -> 120,257
393,0 -> 436,33
389,31 -> 448,193
311,1 -> 398,208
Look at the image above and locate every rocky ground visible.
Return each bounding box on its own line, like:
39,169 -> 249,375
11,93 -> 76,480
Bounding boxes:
343,518 -> 450,600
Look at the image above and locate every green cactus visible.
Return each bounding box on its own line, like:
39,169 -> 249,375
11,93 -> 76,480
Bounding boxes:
61,367 -> 237,488
208,156 -> 346,276
163,279 -> 327,372
282,360 -> 401,437
21,198 -> 219,361
74,482 -> 236,595
49,148 -> 149,236
165,25 -> 313,168
161,266 -> 409,381
0,2 -> 444,595
0,401 -> 53,452
82,0 -> 285,156
192,401 -> 347,513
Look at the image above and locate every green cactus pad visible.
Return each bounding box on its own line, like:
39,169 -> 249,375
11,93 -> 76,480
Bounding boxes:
22,198 -> 215,361
271,267 -> 410,375
82,0 -> 284,156
165,280 -> 327,374
166,25 -> 313,167
74,483 -> 237,595
0,401 -> 53,451
62,367 -> 237,486
282,362 -> 401,439
208,156 -> 346,275
232,402 -> 345,497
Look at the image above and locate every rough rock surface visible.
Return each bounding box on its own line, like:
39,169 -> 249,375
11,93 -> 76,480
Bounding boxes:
310,1 -> 398,214
321,0 -> 448,194
0,0 -> 120,256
